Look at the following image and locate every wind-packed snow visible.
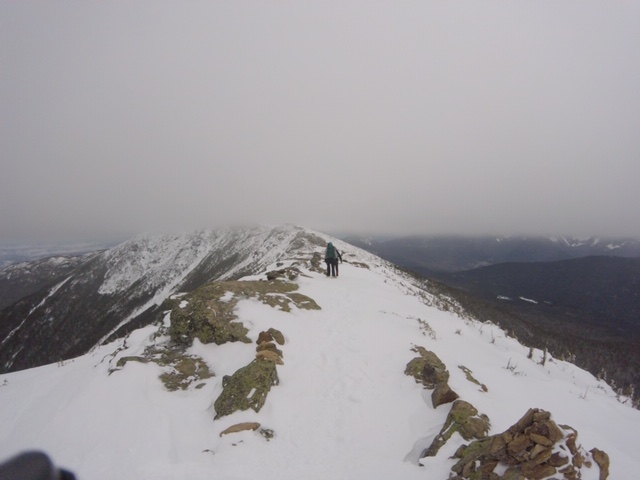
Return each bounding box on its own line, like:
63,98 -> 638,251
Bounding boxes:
1,235 -> 639,479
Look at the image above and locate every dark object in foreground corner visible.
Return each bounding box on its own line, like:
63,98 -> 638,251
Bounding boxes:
0,451 -> 76,480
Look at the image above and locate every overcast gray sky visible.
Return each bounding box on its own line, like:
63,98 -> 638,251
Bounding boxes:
2,1 -> 640,245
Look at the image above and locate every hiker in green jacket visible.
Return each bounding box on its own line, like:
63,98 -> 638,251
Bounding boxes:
324,242 -> 343,277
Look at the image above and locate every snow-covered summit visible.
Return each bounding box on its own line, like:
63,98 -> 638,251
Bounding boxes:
1,228 -> 639,479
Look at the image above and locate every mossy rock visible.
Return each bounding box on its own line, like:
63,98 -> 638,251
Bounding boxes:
113,344 -> 214,391
214,358 -> 279,419
424,400 -> 490,458
168,280 -> 319,347
115,356 -> 149,368
459,365 -> 488,392
168,286 -> 250,347
310,252 -> 325,274
160,355 -> 214,391
405,346 -> 450,388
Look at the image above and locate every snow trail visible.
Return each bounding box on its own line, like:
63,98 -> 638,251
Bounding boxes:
208,261 -> 437,479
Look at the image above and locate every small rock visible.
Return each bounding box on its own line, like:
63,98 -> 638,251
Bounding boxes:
257,331 -> 273,344
267,327 -> 285,345
220,422 -> 261,436
530,432 -> 553,447
590,448 -> 610,480
256,350 -> 284,365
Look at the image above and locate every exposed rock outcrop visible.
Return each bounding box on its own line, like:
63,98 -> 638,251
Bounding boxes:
450,408 -> 610,480
422,400 -> 490,458
168,280 -> 318,347
266,266 -> 303,281
213,358 -> 279,419
405,346 -> 459,408
213,329 -> 286,419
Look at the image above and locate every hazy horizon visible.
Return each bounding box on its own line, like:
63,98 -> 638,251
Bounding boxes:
3,2 -> 640,245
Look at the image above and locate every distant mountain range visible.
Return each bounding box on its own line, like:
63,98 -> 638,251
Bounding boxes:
344,234 -> 640,274
0,240 -> 120,269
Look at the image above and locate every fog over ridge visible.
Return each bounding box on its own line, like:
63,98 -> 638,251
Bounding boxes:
2,1 -> 639,245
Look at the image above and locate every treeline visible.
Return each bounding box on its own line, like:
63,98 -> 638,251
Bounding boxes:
422,276 -> 640,408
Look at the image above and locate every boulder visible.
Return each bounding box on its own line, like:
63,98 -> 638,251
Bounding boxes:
214,359 -> 279,419
432,382 -> 460,408
267,328 -> 285,345
257,331 -> 273,344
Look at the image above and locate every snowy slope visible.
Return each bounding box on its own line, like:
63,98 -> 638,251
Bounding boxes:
0,225 -> 328,373
1,232 -> 638,479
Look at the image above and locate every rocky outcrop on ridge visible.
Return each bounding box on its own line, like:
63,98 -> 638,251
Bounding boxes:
450,407 -> 610,480
404,347 -> 610,479
422,400 -> 490,458
166,280 -> 318,347
405,345 -> 459,408
214,328 -> 285,419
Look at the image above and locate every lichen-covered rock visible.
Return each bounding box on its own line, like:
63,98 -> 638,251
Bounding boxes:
168,281 -> 318,347
405,346 -> 449,388
458,365 -> 488,392
159,354 -> 214,391
422,400 -> 490,458
113,342 -> 214,392
405,345 -> 459,409
214,358 -> 279,419
451,408 -> 610,480
169,285 -> 251,347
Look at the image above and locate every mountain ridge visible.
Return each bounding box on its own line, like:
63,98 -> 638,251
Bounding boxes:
344,234 -> 640,274
0,227 -> 637,479
0,225 -> 333,373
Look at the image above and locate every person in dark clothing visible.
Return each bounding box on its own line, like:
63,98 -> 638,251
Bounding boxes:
324,242 -> 343,277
